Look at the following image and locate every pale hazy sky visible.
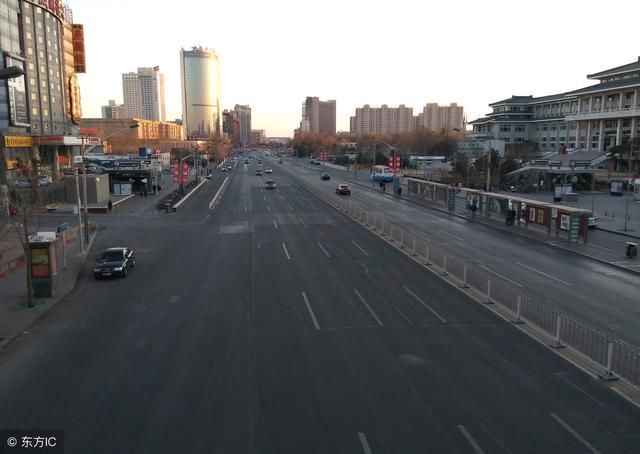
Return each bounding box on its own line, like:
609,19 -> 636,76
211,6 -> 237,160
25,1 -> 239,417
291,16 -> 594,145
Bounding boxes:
72,0 -> 639,138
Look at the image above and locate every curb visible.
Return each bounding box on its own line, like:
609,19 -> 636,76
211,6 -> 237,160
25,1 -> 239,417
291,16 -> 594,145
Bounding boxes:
173,178 -> 209,212
0,229 -> 99,351
595,225 -> 640,240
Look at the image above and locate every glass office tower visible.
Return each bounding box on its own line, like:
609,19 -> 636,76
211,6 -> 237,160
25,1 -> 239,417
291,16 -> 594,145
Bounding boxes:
179,47 -> 221,140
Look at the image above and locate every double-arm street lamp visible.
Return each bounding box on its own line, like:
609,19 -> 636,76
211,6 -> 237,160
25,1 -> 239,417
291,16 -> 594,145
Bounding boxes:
78,122 -> 139,249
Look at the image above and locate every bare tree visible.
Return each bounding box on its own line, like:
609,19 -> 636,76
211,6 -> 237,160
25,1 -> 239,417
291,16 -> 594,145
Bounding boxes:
6,157 -> 42,308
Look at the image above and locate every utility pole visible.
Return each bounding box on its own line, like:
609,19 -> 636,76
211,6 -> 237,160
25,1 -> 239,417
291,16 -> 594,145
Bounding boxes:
81,135 -> 89,245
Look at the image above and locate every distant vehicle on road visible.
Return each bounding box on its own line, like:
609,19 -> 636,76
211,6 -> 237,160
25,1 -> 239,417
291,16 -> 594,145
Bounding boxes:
94,247 -> 135,279
255,169 -> 263,176
244,160 -> 250,164
371,165 -> 394,183
321,173 -> 330,180
265,167 -> 273,174
588,212 -> 598,228
336,184 -> 351,195
265,180 -> 276,189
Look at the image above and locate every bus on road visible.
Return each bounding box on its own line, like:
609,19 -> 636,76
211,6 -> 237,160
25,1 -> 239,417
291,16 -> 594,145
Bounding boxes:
370,165 -> 394,183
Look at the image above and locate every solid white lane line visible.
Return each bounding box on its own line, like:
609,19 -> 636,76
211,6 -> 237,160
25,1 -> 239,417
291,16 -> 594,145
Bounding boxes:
437,229 -> 466,242
352,241 -> 370,257
354,289 -> 383,326
318,242 -> 331,258
298,217 -> 307,228
208,177 -> 229,209
358,433 -> 373,454
282,242 -> 291,260
457,425 -> 485,454
514,261 -> 573,287
480,265 -> 523,288
263,195 -> 267,201
288,204 -> 294,211
301,292 -> 320,330
403,286 -> 448,324
273,220 -> 278,229
244,205 -> 247,213
549,413 -> 601,454
267,206 -> 271,213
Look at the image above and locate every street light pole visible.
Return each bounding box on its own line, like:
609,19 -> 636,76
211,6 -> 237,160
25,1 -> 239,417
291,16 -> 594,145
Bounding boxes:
81,135 -> 89,244
78,122 -> 138,248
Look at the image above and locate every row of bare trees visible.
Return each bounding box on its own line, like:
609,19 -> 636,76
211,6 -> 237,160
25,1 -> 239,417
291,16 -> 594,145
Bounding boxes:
292,129 -> 460,156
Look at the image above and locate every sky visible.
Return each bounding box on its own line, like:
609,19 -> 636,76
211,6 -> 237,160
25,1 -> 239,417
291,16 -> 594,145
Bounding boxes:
71,0 -> 640,138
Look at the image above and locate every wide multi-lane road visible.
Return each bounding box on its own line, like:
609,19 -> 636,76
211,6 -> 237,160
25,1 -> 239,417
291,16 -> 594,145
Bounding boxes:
283,158 -> 640,349
0,156 -> 639,453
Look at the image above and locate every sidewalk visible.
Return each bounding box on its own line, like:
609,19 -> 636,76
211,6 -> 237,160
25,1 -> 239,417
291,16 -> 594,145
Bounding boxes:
0,228 -> 97,349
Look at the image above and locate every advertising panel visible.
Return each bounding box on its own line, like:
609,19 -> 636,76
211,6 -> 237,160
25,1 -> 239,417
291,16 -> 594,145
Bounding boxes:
5,56 -> 29,127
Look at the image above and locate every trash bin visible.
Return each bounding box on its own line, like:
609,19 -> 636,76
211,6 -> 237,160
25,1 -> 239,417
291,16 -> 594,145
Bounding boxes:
626,242 -> 638,259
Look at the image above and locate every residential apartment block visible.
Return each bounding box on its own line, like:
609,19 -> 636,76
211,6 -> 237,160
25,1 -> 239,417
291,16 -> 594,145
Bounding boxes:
470,57 -> 640,154
301,97 -> 336,135
350,104 -> 414,135
416,103 -> 464,131
234,104 -> 251,146
122,66 -> 165,121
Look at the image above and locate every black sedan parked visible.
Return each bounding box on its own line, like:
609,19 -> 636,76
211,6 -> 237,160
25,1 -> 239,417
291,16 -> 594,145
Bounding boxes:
94,247 -> 136,279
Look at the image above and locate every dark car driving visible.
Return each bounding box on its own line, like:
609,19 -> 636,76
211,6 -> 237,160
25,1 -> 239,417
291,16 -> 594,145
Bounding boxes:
321,173 -> 330,180
94,247 -> 136,279
336,184 -> 351,195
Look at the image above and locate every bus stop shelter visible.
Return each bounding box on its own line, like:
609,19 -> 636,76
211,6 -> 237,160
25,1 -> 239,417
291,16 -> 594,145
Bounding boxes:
481,192 -> 592,245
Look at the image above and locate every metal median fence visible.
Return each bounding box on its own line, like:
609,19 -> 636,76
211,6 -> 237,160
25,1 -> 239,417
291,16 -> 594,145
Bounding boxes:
329,195 -> 640,388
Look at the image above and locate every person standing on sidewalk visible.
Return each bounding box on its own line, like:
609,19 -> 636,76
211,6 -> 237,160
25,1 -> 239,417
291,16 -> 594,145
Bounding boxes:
107,200 -> 113,213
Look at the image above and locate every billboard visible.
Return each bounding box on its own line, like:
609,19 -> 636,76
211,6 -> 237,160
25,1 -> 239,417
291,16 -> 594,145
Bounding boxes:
5,56 -> 29,127
72,24 -> 86,73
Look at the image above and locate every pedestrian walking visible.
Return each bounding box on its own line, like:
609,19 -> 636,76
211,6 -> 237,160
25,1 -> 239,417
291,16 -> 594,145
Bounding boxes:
107,199 -> 113,213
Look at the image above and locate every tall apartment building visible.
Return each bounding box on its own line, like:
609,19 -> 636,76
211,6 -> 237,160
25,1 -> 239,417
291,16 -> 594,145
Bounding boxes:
469,57 -> 640,154
302,97 -> 336,135
180,47 -> 222,140
416,103 -> 464,131
122,66 -> 165,121
350,104 -> 414,135
222,109 -> 241,146
1,0 -> 85,196
101,100 -> 125,119
234,104 -> 251,146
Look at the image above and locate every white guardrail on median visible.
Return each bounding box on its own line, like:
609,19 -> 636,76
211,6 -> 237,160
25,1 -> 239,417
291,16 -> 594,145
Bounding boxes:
285,168 -> 640,390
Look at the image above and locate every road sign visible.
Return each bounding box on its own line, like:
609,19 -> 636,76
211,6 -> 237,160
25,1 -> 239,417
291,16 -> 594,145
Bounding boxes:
57,223 -> 70,233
